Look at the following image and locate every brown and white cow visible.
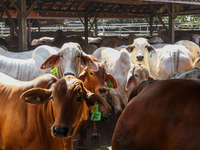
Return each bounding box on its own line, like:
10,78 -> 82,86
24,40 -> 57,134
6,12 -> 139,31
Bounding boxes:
112,79 -> 200,150
0,43 -> 97,80
77,55 -> 118,148
0,73 -> 110,150
93,47 -> 153,114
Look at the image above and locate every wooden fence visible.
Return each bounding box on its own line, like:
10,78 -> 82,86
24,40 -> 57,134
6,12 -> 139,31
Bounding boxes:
0,22 -> 200,38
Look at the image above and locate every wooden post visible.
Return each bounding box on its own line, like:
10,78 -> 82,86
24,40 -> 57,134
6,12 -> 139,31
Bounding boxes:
169,3 -> 175,44
149,15 -> 153,37
84,13 -> 88,44
0,0 -> 18,36
95,19 -> 98,36
28,19 -> 32,45
18,0 -> 28,51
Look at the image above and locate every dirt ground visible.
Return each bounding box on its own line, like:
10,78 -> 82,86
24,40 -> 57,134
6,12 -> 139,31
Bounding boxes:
73,106 -> 119,150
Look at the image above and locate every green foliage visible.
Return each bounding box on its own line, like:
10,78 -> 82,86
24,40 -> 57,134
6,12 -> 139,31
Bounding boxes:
97,15 -> 200,25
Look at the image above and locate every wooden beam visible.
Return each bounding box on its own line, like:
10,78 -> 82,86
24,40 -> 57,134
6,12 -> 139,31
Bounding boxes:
0,0 -> 18,36
149,14 -> 153,36
84,13 -> 88,44
89,13 -> 99,32
17,0 -> 28,51
9,0 -> 22,16
88,0 -> 162,5
78,0 -> 87,10
168,3 -> 175,44
142,0 -> 200,5
26,0 -> 39,17
174,4 -> 183,18
150,3 -> 168,30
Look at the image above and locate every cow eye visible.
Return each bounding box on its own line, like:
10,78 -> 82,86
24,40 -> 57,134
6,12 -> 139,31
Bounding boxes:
77,55 -> 81,58
77,97 -> 82,102
90,72 -> 93,75
135,74 -> 138,77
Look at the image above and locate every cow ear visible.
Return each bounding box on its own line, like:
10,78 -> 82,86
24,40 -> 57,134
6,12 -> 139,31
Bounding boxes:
146,45 -> 155,53
105,74 -> 118,89
126,68 -> 135,90
40,54 -> 60,70
20,88 -> 52,104
79,70 -> 87,82
85,91 -> 111,113
126,45 -> 135,52
81,53 -> 99,72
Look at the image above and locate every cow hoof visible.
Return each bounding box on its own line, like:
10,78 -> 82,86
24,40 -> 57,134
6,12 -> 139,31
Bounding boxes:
92,133 -> 98,141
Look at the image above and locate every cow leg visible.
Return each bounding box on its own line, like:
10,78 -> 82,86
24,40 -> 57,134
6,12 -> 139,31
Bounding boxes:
77,120 -> 87,150
92,121 -> 98,141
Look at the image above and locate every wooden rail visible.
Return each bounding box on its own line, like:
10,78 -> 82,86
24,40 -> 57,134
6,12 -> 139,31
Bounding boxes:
0,22 -> 200,38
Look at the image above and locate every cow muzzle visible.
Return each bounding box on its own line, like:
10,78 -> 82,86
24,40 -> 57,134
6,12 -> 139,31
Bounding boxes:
52,126 -> 73,138
64,72 -> 75,76
136,55 -> 144,61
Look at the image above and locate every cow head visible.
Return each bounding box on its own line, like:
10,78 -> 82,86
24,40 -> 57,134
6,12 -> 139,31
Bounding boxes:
40,42 -> 98,78
79,59 -> 118,95
126,38 -> 155,63
20,75 -> 111,139
126,64 -> 154,89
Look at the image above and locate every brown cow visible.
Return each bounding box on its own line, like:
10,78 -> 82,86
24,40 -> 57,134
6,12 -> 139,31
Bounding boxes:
78,56 -> 118,149
0,73 -> 110,150
112,79 -> 200,150
52,30 -> 85,48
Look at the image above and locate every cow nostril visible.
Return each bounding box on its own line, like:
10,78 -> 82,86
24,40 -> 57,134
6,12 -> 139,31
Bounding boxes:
99,88 -> 107,94
53,126 -> 68,138
64,72 -> 75,76
137,56 -> 144,61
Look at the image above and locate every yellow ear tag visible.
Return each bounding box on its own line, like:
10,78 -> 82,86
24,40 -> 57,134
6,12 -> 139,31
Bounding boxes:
91,101 -> 97,113
87,61 -> 92,69
51,63 -> 58,74
91,103 -> 101,121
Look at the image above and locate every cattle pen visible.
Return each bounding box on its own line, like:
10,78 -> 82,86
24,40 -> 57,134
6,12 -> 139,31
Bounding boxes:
0,0 -> 200,150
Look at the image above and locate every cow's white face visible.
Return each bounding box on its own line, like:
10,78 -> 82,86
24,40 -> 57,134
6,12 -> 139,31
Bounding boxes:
58,43 -> 82,77
126,38 -> 155,71
40,42 -> 98,78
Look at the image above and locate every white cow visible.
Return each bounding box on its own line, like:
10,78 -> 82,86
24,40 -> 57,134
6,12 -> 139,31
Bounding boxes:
126,38 -> 155,72
155,45 -> 193,79
126,38 -> 194,79
93,47 -> 153,114
0,42 -> 98,81
175,40 -> 200,63
0,45 -> 59,59
31,37 -> 54,46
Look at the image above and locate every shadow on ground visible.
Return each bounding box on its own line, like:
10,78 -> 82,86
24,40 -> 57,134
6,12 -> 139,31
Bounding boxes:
73,107 -> 118,150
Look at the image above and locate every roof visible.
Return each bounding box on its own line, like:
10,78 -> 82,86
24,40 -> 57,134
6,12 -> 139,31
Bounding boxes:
0,0 -> 200,19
